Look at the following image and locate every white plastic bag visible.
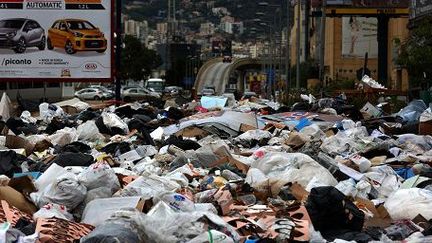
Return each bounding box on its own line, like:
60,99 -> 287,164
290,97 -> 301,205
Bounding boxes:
48,127 -> 78,146
20,111 -> 37,124
39,103 -> 64,123
101,112 -> 129,134
33,203 -> 73,221
384,188 -> 432,220
77,120 -> 104,142
78,162 -> 120,193
34,163 -> 68,190
35,173 -> 87,210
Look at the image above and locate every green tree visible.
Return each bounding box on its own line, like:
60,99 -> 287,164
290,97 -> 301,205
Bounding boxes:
120,35 -> 162,81
397,17 -> 432,88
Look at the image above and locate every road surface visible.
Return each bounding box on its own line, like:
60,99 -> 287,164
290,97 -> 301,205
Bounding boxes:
197,61 -> 232,95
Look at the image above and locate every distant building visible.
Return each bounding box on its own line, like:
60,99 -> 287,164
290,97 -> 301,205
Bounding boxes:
156,22 -> 168,43
292,3 -> 410,90
200,22 -> 215,36
212,7 -> 230,16
124,19 -> 149,44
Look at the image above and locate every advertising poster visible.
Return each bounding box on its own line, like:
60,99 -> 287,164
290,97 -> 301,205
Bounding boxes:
341,17 -> 378,58
311,0 -> 409,8
413,0 -> 432,20
0,0 -> 112,80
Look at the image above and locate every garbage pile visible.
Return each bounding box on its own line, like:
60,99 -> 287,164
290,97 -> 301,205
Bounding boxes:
0,92 -> 431,243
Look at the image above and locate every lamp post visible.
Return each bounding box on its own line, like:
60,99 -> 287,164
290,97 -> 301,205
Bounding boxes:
115,0 -> 122,102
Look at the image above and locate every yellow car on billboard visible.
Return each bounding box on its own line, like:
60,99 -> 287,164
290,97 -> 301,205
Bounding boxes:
47,19 -> 107,55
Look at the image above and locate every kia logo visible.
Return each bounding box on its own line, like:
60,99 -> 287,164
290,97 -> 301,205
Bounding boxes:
85,63 -> 97,70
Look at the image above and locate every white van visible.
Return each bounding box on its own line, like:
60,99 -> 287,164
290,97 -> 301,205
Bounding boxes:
145,78 -> 165,94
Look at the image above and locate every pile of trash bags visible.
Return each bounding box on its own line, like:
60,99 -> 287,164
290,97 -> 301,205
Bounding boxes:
0,92 -> 431,243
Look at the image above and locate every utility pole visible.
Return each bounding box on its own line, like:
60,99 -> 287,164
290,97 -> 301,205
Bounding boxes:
319,0 -> 327,97
296,0 -> 301,89
285,0 -> 291,96
304,0 -> 310,61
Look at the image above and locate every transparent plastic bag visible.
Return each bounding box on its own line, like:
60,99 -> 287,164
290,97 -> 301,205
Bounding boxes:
81,197 -> 142,226
153,192 -> 195,212
142,211 -> 240,243
250,152 -> 337,192
114,174 -> 180,198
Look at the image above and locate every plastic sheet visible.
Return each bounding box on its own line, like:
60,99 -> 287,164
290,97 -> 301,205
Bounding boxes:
0,92 -> 12,122
397,100 -> 427,124
384,188 -> 432,220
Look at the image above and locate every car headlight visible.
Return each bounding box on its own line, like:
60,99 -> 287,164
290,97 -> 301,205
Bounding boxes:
6,31 -> 16,38
73,32 -> 84,37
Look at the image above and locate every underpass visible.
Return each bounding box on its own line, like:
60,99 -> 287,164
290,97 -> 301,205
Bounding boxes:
194,57 -> 265,95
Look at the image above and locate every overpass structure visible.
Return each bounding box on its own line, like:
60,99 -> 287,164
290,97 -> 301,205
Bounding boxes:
194,57 -> 264,95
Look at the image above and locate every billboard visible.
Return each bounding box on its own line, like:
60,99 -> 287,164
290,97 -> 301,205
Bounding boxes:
341,17 -> 378,58
412,0 -> 432,20
312,0 -> 409,8
0,0 -> 112,81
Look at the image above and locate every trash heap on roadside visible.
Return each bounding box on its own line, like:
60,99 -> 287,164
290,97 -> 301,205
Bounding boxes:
0,91 -> 431,243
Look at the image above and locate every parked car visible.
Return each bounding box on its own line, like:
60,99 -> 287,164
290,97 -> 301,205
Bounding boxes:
202,88 -> 215,96
47,19 -> 107,54
0,18 -> 45,53
122,87 -> 161,101
74,88 -> 113,100
89,85 -> 114,95
164,86 -> 183,96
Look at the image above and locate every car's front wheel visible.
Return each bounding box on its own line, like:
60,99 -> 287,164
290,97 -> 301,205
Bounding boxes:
38,36 -> 46,50
94,96 -> 101,100
47,38 -> 53,50
96,49 -> 106,53
65,40 -> 76,54
13,38 -> 26,53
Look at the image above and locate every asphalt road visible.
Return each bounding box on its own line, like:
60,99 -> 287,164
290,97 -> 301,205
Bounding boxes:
197,61 -> 232,95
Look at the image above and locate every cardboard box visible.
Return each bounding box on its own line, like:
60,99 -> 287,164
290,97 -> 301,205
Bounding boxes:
0,186 -> 37,215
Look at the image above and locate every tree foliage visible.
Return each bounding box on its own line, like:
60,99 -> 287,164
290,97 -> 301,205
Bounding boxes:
120,35 -> 162,81
397,17 -> 432,87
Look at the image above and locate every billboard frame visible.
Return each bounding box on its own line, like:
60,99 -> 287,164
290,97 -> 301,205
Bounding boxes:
0,0 -> 115,83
